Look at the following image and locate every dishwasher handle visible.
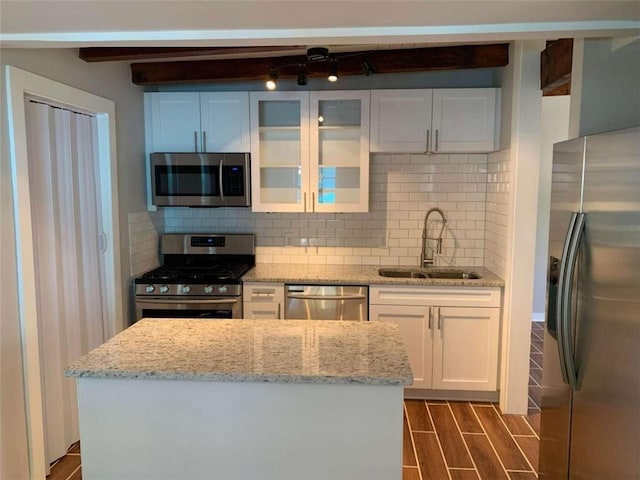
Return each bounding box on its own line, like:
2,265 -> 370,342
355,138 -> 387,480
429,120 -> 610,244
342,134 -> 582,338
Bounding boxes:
286,293 -> 367,300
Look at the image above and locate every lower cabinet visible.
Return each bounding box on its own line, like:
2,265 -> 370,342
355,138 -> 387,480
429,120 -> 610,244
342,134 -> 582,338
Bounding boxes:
242,282 -> 284,319
370,285 -> 501,392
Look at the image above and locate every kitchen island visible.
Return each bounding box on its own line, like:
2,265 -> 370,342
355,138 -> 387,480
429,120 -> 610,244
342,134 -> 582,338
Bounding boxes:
65,319 -> 413,480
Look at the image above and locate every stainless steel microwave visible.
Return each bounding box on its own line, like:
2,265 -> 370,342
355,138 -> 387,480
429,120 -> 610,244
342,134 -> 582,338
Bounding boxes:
150,153 -> 251,207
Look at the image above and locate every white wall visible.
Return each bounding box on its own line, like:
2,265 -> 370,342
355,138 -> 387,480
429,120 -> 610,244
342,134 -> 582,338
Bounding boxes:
579,37 -> 640,136
0,48 -> 145,479
531,96 -> 571,318
498,40 -> 545,414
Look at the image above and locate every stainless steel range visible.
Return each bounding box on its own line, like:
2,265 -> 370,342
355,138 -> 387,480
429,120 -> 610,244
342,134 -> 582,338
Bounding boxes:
134,233 -> 255,321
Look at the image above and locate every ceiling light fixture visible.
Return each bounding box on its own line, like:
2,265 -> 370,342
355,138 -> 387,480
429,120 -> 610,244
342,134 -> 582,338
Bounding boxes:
265,69 -> 278,90
265,48 -> 350,88
327,60 -> 339,82
361,59 -> 376,76
297,66 -> 308,86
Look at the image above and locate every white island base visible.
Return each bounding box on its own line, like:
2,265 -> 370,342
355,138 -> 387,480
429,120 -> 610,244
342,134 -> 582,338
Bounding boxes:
78,377 -> 404,480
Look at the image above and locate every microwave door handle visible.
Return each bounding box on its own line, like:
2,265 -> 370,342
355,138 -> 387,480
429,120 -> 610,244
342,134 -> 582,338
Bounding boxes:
219,156 -> 225,202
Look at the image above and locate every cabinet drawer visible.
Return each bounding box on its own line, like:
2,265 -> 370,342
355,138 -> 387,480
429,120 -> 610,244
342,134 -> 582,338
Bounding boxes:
243,282 -> 285,303
370,285 -> 500,308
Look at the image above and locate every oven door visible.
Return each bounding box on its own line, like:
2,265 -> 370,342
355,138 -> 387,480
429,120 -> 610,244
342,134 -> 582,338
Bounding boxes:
135,296 -> 241,321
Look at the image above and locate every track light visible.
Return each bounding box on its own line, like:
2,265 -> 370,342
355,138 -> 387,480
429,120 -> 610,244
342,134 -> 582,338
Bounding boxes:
328,60 -> 339,82
297,66 -> 308,86
266,69 -> 278,90
361,59 -> 376,76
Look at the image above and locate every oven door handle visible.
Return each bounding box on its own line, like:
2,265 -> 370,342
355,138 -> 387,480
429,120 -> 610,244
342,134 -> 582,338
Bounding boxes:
137,297 -> 239,305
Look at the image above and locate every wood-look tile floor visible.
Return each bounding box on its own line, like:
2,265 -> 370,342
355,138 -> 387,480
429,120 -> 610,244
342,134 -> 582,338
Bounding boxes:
528,322 -> 544,415
46,442 -> 81,480
402,400 -> 539,480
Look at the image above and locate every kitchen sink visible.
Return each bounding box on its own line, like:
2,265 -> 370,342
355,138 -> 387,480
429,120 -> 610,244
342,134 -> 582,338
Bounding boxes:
378,268 -> 481,280
427,271 -> 481,279
378,268 -> 429,279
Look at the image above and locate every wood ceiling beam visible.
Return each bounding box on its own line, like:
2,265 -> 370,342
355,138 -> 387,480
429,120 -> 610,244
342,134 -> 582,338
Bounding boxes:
540,38 -> 573,96
130,43 -> 509,85
79,46 -> 305,62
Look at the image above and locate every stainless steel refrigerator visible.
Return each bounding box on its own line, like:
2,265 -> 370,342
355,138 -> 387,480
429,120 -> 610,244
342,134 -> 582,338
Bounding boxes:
540,126 -> 640,479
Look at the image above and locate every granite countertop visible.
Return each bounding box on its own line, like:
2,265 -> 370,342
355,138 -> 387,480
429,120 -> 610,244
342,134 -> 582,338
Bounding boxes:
242,264 -> 504,287
65,319 -> 413,386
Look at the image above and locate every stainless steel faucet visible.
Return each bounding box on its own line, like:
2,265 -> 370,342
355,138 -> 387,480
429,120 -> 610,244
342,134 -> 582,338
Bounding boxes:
420,207 -> 447,267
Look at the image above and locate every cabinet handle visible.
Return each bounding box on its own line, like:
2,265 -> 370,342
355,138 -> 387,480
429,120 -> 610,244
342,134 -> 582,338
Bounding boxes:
303,192 -> 307,213
312,192 -> 316,213
277,303 -> 281,319
428,307 -> 433,329
202,131 -> 207,152
426,129 -> 430,153
194,131 -> 198,152
435,129 -> 439,152
437,307 -> 442,330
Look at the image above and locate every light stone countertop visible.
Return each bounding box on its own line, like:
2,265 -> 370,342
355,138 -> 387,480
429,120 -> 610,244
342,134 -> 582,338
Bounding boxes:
242,264 -> 504,287
65,319 -> 413,386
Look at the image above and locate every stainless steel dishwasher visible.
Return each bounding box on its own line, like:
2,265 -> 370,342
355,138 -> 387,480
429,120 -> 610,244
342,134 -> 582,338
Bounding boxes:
284,285 -> 369,321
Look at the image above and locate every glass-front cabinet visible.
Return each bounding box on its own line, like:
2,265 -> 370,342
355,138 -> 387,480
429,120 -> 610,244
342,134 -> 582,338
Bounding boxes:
250,91 -> 370,213
250,92 -> 309,212
310,91 -> 370,213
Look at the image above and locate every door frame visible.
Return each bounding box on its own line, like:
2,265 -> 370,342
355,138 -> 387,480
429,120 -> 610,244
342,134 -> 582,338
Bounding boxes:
5,65 -> 124,479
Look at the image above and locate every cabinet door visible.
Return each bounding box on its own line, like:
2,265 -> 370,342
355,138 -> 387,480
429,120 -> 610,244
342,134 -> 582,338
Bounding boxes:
243,301 -> 282,319
370,304 -> 433,389
309,91 -> 370,213
370,89 -> 432,153
145,92 -> 201,152
249,92 -> 310,212
200,92 -> 250,152
431,88 -> 500,153
432,307 -> 500,391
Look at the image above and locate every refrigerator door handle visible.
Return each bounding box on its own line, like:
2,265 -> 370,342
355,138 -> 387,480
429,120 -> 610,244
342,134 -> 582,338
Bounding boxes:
556,212 -> 578,385
561,211 -> 585,391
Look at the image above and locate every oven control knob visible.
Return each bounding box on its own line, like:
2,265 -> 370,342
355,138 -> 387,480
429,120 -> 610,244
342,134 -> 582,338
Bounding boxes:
204,285 -> 214,294
160,285 -> 169,294
219,286 -> 228,294
145,284 -> 155,294
182,285 -> 191,294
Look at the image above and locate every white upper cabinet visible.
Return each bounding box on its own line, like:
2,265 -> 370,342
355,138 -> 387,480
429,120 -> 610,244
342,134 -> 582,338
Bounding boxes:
432,89 -> 500,153
145,92 -> 201,152
250,90 -> 370,213
370,88 -> 501,153
370,89 -> 432,153
200,92 -> 251,152
144,92 -> 250,153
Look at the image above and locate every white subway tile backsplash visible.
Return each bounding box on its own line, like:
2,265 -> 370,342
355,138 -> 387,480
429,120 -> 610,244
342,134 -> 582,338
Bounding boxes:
128,210 -> 163,277
159,153 -> 498,268
484,149 -> 511,277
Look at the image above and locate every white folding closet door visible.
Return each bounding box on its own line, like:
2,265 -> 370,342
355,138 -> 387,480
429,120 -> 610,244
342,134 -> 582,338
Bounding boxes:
25,101 -> 106,467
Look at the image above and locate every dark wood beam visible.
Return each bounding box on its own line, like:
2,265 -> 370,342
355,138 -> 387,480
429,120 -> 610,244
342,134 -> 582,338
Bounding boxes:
130,43 -> 509,85
79,46 -> 305,62
540,38 -> 573,95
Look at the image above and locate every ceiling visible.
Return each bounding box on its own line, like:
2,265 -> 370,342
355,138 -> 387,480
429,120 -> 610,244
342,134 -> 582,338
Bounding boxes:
1,1 -> 638,48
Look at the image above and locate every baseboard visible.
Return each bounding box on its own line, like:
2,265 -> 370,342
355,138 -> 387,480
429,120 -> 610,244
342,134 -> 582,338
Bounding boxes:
404,388 -> 499,403
531,312 -> 545,323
